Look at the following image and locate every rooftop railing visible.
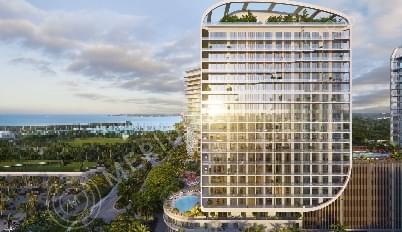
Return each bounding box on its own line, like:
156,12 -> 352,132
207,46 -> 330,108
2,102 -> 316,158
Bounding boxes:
205,21 -> 347,26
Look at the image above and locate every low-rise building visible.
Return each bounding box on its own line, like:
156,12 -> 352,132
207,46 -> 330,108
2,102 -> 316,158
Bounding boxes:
303,159 -> 402,231
0,131 -> 15,140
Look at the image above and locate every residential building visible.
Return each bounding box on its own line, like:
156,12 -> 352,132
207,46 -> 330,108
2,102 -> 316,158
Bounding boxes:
0,131 -> 15,140
200,0 -> 352,214
185,68 -> 202,155
391,47 -> 402,146
303,159 -> 402,231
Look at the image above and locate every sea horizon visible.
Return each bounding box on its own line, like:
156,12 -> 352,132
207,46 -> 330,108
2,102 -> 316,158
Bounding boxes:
0,114 -> 182,127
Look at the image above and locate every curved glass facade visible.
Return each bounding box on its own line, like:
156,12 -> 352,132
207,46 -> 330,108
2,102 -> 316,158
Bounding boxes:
391,48 -> 402,146
200,1 -> 352,213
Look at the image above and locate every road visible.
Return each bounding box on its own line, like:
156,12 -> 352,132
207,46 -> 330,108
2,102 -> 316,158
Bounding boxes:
89,184 -> 124,223
152,212 -> 167,232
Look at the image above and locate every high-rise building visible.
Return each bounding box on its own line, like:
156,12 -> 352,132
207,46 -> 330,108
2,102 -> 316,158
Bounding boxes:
200,0 -> 352,214
185,68 -> 202,155
303,159 -> 402,231
391,47 -> 402,146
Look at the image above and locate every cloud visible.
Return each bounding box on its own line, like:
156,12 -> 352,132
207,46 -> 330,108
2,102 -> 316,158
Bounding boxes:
66,45 -> 169,79
0,0 -> 42,21
0,0 -> 193,97
117,75 -> 184,93
75,92 -> 184,105
74,92 -> 185,113
74,93 -> 114,102
353,65 -> 389,113
353,66 -> 389,88
2,0 -> 400,114
9,57 -> 56,75
0,19 -> 82,55
0,0 -> 197,114
313,0 -> 401,113
353,90 -> 389,113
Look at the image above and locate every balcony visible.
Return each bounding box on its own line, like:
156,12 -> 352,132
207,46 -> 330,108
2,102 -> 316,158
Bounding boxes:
203,68 -> 350,74
202,170 -> 350,176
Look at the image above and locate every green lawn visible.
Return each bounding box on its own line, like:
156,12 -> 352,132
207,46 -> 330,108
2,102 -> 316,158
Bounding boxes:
0,160 -> 97,172
68,137 -> 127,146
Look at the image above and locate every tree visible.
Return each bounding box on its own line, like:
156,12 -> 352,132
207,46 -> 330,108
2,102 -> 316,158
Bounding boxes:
220,11 -> 257,23
352,116 -> 389,147
134,224 -> 151,232
0,191 -> 6,216
17,211 -> 65,232
107,214 -> 149,232
244,224 -> 266,232
25,192 -> 38,217
331,224 -> 347,232
143,163 -> 184,201
390,143 -> 401,159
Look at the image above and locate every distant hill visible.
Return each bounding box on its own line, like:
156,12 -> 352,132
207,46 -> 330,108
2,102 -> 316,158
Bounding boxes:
353,114 -> 390,146
353,112 -> 390,120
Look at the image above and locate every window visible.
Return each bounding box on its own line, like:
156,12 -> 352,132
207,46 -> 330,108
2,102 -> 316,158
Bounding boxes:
210,32 -> 226,39
248,32 -> 256,39
256,32 -> 264,39
238,32 -> 246,39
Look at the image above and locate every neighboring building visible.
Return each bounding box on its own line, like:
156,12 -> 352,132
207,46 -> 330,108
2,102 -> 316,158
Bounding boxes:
200,0 -> 352,214
391,47 -> 402,146
0,131 -> 15,140
185,68 -> 202,156
303,159 -> 402,231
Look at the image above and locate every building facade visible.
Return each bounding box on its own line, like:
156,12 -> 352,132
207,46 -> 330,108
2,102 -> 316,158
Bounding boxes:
200,0 -> 352,213
391,47 -> 402,146
0,131 -> 15,140
185,68 -> 202,156
303,160 -> 402,231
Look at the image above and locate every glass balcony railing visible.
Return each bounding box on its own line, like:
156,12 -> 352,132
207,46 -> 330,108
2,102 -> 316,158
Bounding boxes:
202,160 -> 350,165
205,68 -> 350,73
202,182 -> 343,188
204,34 -> 349,41
203,46 -> 350,52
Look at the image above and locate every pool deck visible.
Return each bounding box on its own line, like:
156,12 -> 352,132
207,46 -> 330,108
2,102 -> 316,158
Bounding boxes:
173,194 -> 200,213
165,191 -> 201,216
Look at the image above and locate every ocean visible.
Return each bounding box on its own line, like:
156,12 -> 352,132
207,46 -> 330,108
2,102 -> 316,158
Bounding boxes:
0,114 -> 182,128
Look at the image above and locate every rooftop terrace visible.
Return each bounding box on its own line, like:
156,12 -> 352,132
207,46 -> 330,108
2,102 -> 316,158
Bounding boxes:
203,0 -> 350,25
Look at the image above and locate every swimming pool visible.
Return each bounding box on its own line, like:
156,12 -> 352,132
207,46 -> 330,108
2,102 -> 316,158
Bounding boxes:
174,195 -> 199,213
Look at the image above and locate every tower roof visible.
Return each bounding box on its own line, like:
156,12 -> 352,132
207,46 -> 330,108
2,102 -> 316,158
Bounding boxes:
392,47 -> 402,60
202,0 -> 350,25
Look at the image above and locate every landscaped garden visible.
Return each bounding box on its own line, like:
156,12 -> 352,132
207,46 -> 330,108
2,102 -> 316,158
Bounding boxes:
0,124 -> 186,231
220,11 -> 257,23
0,160 -> 97,172
220,10 -> 341,24
68,137 -> 127,146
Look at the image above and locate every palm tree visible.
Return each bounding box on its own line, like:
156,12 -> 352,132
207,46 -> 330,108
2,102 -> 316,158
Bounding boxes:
331,224 -> 347,232
25,192 -> 38,217
134,224 -> 150,232
0,192 -> 7,216
244,224 -> 266,232
390,143 -> 401,159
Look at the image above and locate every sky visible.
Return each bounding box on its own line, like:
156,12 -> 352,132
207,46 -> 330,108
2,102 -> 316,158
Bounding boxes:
0,0 -> 400,114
